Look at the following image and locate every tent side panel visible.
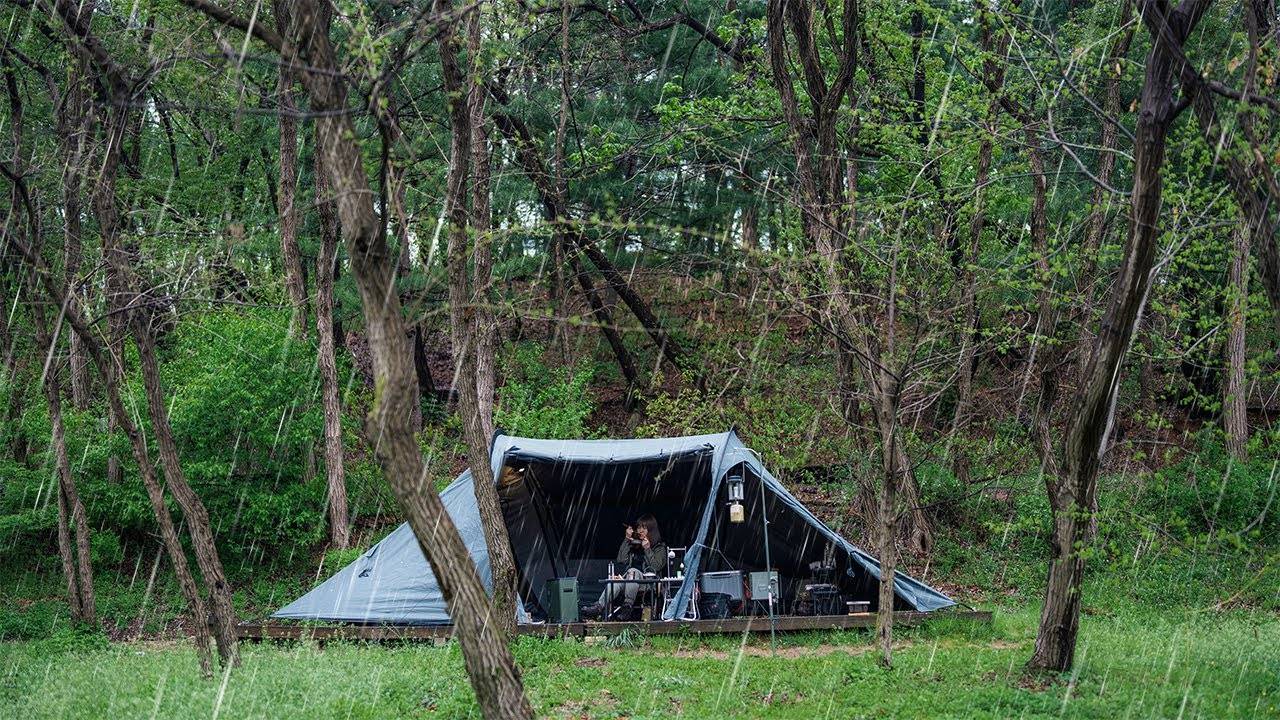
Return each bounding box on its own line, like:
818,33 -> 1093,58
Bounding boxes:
272,471 -> 492,625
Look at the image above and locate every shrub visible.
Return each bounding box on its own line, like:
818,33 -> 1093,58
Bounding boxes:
495,343 -> 597,439
1136,433 -> 1278,538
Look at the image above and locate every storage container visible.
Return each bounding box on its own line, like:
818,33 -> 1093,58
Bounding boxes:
698,570 -> 743,601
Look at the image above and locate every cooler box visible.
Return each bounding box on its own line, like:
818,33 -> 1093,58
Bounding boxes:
699,570 -> 743,601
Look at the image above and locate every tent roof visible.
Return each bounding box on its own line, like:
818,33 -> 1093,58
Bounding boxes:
491,431 -> 729,464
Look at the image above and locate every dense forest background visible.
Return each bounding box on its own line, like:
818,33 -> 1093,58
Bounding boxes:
0,0 -> 1278,714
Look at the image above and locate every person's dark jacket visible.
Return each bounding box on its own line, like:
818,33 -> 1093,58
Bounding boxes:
615,539 -> 668,575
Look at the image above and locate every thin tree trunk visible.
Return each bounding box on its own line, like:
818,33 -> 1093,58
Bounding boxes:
413,325 -> 437,405
1224,225 -> 1250,461
131,312 -> 240,667
60,51 -> 93,409
388,126 -> 413,278
315,150 -> 349,549
1182,23 -> 1280,342
24,236 -> 96,628
549,0 -> 574,363
469,11 -> 497,433
576,237 -> 689,374
951,5 -> 1009,482
740,202 -> 759,251
1029,0 -> 1213,672
276,2 -> 309,339
765,0 -> 930,553
950,127 -> 992,484
1080,2 -> 1135,283
6,17 -> 98,626
54,457 -> 82,619
876,410 -> 898,668
569,250 -> 639,407
71,37 -> 240,664
1239,0 -> 1280,342
372,106 -> 423,432
39,326 -> 96,625
486,107 -> 647,390
440,1 -> 519,636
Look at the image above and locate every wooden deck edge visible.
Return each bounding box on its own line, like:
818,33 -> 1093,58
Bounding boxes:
235,610 -> 992,642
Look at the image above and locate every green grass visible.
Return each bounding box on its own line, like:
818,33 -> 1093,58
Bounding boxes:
1,605 -> 1275,719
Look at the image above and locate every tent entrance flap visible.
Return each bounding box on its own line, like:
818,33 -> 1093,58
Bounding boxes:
498,449 -> 715,618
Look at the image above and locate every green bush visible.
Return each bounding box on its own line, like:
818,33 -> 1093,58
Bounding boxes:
1,309 -> 339,570
0,461 -> 56,562
90,530 -> 124,569
495,343 -> 597,439
1137,434 -> 1278,537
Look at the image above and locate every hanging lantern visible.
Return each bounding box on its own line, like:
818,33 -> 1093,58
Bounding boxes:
727,472 -> 745,523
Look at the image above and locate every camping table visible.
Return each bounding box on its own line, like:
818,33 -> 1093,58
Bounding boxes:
600,576 -> 682,620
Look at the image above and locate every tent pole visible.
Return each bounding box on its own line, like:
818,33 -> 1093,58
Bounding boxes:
759,469 -> 776,653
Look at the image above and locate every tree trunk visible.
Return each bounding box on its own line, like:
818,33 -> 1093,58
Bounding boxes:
276,1 -> 309,339
576,237 -> 690,375
5,10 -> 96,628
549,0 -> 574,364
1080,2 -> 1135,282
54,455 -> 83,619
1029,488 -> 1085,671
876,423 -> 898,668
951,5 -> 1008,483
254,0 -> 535,713
26,252 -> 96,628
64,31 -> 239,663
42,339 -> 96,625
765,0 -> 930,553
1182,26 -> 1280,344
440,3 -> 519,636
131,314 -> 240,667
949,128 -> 992,484
1224,225 -> 1250,461
413,325 -> 437,406
469,14 -> 498,433
740,202 -> 759,251
487,105 -> 695,376
315,150 -> 349,549
1028,0 -> 1213,672
60,53 -> 93,410
569,250 -> 640,407
388,127 -> 413,279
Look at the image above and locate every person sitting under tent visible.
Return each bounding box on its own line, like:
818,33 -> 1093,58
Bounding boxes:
581,514 -> 668,619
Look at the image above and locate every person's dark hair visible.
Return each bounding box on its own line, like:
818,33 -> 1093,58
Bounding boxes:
635,513 -> 663,546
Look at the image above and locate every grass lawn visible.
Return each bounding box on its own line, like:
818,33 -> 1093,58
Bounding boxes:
1,605 -> 1276,719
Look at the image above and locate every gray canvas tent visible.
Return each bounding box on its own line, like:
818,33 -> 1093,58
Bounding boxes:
274,431 -> 954,625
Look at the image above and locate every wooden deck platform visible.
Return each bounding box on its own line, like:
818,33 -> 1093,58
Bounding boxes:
235,610 -> 991,642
